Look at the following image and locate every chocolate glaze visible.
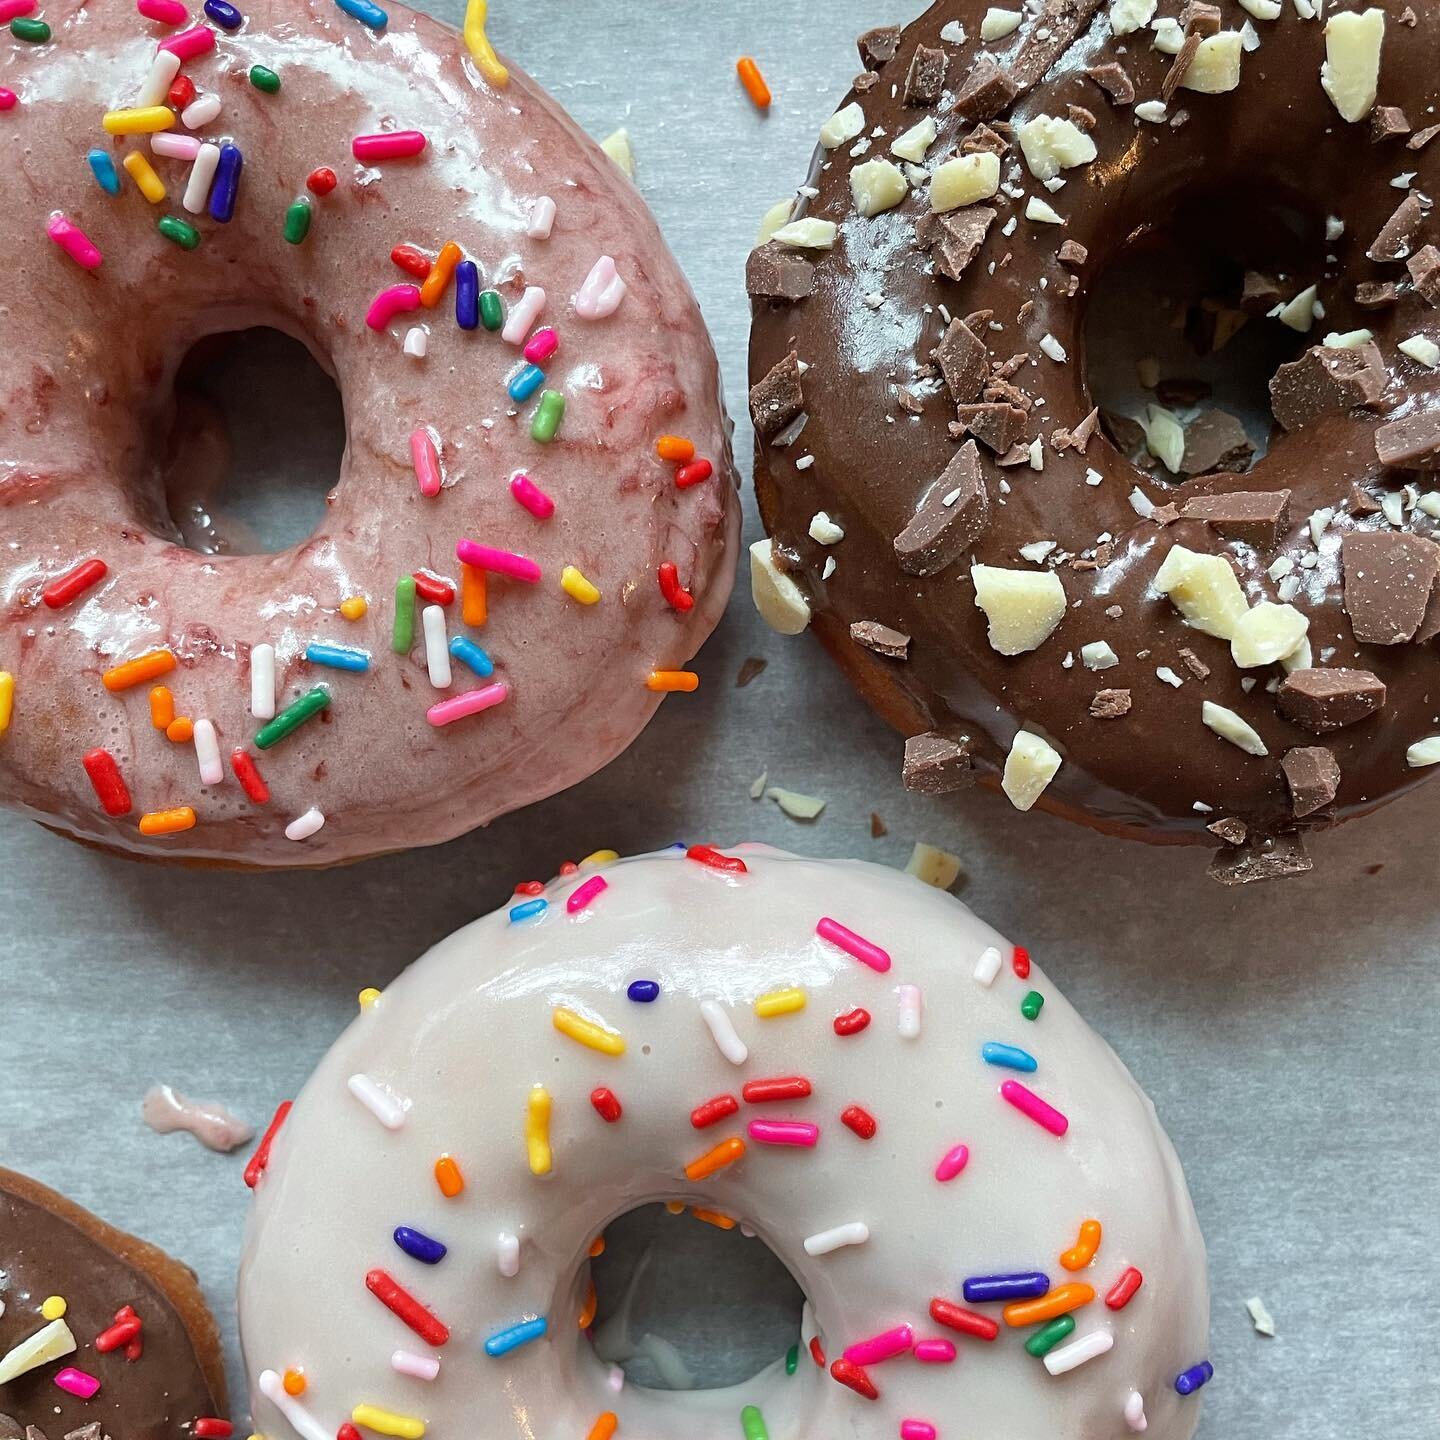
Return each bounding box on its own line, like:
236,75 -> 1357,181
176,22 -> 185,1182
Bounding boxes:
750,0 -> 1440,853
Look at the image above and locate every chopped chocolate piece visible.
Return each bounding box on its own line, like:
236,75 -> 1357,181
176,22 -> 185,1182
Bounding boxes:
931,207 -> 996,281
1054,273 -> 1081,299
1057,239 -> 1089,268
1407,244 -> 1440,305
1370,104 -> 1411,141
1402,4 -> 1418,21
1282,747 -> 1341,818
1206,832 -> 1313,885
962,308 -> 994,335
770,410 -> 808,449
870,811 -> 887,838
1177,647 -> 1210,680
896,387 -> 925,415
904,44 -> 947,105
893,440 -> 990,576
1350,483 -> 1383,515
1180,488 -> 1290,547
1161,33 -> 1202,106
1154,376 -> 1213,408
857,24 -> 901,69
1149,503 -> 1181,526
1052,406 -> 1100,453
750,351 -> 804,438
1207,816 -> 1248,845
1408,123 -> 1440,151
1269,343 -> 1388,432
1182,0 -> 1221,32
955,53 -> 1020,121
934,318 -> 989,404
1375,413 -> 1440,470
0,1418 -> 23,1440
1179,410 -> 1255,477
1010,0 -> 1104,91
1085,61 -> 1135,104
64,1425 -> 103,1440
956,401 -> 1028,453
854,71 -> 880,92
997,442 -> 1032,466
735,655 -> 767,688
984,376 -> 1032,411
1090,688 -> 1132,718
1368,193 -> 1426,263
1355,280 -> 1400,308
24,1428 -> 48,1440
851,620 -> 911,658
902,731 -> 975,793
745,244 -> 815,302
1278,667 -> 1386,731
1413,569 -> 1440,644
993,352 -> 1029,380
1241,271 -> 1285,313
1102,410 -> 1148,456
1066,103 -> 1098,130
960,123 -> 1011,156
1342,530 -> 1440,642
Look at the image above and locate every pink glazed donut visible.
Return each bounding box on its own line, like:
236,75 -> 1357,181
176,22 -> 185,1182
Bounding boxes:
0,0 -> 737,865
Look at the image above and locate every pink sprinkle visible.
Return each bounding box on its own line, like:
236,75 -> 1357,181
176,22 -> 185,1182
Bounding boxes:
410,428 -> 441,498
0,0 -> 35,21
842,1325 -> 914,1368
390,1349 -> 440,1381
455,539 -> 541,584
522,327 -> 559,364
46,214 -> 102,271
934,1143 -> 970,1182
366,284 -> 423,332
0,87 -> 17,112
158,25 -> 214,58
353,131 -> 428,163
137,0 -> 187,20
574,254 -> 627,320
815,916 -> 891,973
913,1339 -> 956,1364
747,1119 -> 819,1148
426,682 -> 509,728
901,1423 -> 938,1440
153,132 -> 202,160
508,473 -> 554,519
566,875 -> 608,914
1000,1079 -> 1070,1136
54,1368 -> 100,1400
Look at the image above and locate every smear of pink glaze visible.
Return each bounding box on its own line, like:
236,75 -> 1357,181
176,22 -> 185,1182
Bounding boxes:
141,1083 -> 255,1152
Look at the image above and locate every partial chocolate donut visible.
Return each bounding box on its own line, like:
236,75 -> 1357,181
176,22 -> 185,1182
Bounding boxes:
0,1168 -> 226,1439
749,0 -> 1440,878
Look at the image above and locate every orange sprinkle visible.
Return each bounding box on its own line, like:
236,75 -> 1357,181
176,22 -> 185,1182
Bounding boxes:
736,56 -> 771,109
578,1276 -> 598,1329
684,1135 -> 745,1182
647,670 -> 699,693
691,1207 -> 737,1230
138,806 -> 196,837
103,648 -> 176,692
1002,1282 -> 1095,1328
655,434 -> 695,463
664,1200 -> 686,1215
149,685 -> 175,730
588,1235 -> 606,1258
1061,1218 -> 1103,1272
282,1368 -> 306,1397
461,563 -> 487,627
586,1414 -> 618,1440
434,1154 -> 464,1198
420,241 -> 463,308
166,716 -> 194,744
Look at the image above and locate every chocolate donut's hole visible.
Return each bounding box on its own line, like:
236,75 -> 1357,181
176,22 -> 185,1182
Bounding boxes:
163,327 -> 344,554
1083,187 -> 1322,479
589,1204 -> 805,1390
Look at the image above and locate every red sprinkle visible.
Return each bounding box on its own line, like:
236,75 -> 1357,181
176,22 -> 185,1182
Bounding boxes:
114,1306 -> 143,1363
411,571 -> 455,605
742,1075 -> 811,1104
830,1358 -> 878,1400
81,748 -> 132,817
390,242 -> 432,278
42,557 -> 108,609
307,166 -> 338,196
194,1423 -> 233,1439
243,1099 -> 293,1188
94,1317 -> 142,1353
337,1427 -> 362,1440
685,843 -> 747,874
657,561 -> 694,613
840,1104 -> 877,1140
124,1336 -> 144,1362
674,458 -> 713,489
590,1087 -> 622,1123
365,1268 -> 450,1347
1012,945 -> 1031,980
514,880 -> 545,896
808,1335 -> 826,1368
1105,1266 -> 1145,1311
558,861 -> 579,877
929,1298 -> 1000,1341
833,1008 -> 871,1037
230,749 -> 271,805
690,1094 -> 739,1129
167,74 -> 196,109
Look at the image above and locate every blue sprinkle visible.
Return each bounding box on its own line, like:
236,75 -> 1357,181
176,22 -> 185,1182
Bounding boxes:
961,1272 -> 1050,1304
306,642 -> 370,672
334,0 -> 387,28
209,142 -> 243,224
203,0 -> 244,28
88,149 -> 121,196
627,979 -> 660,1003
455,259 -> 479,331
507,363 -> 545,403
393,1225 -> 447,1264
1175,1361 -> 1213,1396
484,1316 -> 547,1357
447,634 -> 493,677
509,898 -> 547,924
981,1041 -> 1038,1072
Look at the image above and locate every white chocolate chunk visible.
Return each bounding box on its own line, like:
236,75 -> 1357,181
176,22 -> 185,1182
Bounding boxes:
1081,641 -> 1120,670
809,512 -> 844,544
981,6 -> 1024,38
1321,8 -> 1385,123
820,102 -> 866,149
1142,404 -> 1186,473
1152,545 -> 1250,640
1151,16 -> 1186,51
756,198 -> 795,245
1203,700 -> 1269,756
770,218 -> 838,250
1110,0 -> 1157,35
972,565 -> 1067,654
1407,736 -> 1440,767
891,116 -> 938,163
931,152 -> 1001,211
1322,328 -> 1374,348
749,539 -> 811,635
766,786 -> 826,820
850,157 -> 909,216
1230,601 -> 1310,667
1246,1296 -> 1277,1337
1026,196 -> 1065,224
1180,31 -> 1244,92
1279,634 -> 1313,673
1017,115 -> 1098,182
905,841 -> 964,889
1135,99 -> 1169,122
1276,284 -> 1318,332
1399,335 -> 1440,368
0,1319 -> 77,1384
1002,730 -> 1063,811
1239,0 -> 1281,17
600,128 -> 635,178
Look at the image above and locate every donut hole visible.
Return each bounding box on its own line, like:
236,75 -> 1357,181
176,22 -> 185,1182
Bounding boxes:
589,1203 -> 806,1391
1082,186 -> 1322,477
161,327 -> 344,554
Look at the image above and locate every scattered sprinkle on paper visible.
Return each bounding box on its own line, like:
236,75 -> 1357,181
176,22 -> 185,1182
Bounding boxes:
141,1084 -> 255,1153
905,841 -> 964,890
1246,1296 -> 1276,1336
765,786 -> 827,821
749,769 -> 768,800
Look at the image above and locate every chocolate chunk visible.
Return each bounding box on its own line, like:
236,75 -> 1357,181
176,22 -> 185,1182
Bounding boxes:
870,810 -> 887,837
853,71 -> 880,92
896,387 -> 925,415
64,1425 -> 103,1440
1161,33 -> 1202,105
1370,104 -> 1411,141
745,244 -> 815,302
902,731 -> 975,792
1182,0 -> 1221,32
750,351 -> 804,438
1010,0 -> 1104,91
1282,747 -> 1341,818
1180,488 -> 1290,547
984,376 -> 1031,411
931,207 -> 996,281
1407,244 -> 1440,305
1057,239 -> 1088,268
1052,406 -> 1100,453
1350,483 -> 1383,516
1090,688 -> 1132,718
1149,503 -> 1181,526
736,655 -> 767,688
904,44 -> 948,105
26,1428 -> 49,1440
1278,667 -> 1386,731
1085,60 -> 1135,104
1375,413 -> 1440,470
851,620 -> 911,658
961,123 -> 1011,156
1206,832 -> 1313,885
1269,343 -> 1388,431
1368,193 -> 1426,262
0,1417 -> 23,1440
1066,102 -> 1097,130
934,318 -> 989,404
893,440 -> 990,576
956,54 -> 1020,121
858,24 -> 901,69
1355,280 -> 1400,308
1207,816 -> 1248,845
1102,409 -> 1148,456
1177,646 -> 1210,680
957,401 -> 1028,453
1179,410 -> 1254,477
1408,123 -> 1440,151
1342,530 -> 1440,643
996,442 -> 1032,466
1241,270 -> 1285,313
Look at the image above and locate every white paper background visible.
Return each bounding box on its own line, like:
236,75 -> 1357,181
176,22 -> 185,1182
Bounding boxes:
3,2 -> 1438,1436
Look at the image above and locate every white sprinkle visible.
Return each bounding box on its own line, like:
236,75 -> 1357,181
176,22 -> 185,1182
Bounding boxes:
501,285 -> 546,345
1240,18 -> 1262,48
973,945 -> 1003,986
1192,800 -> 1213,813
181,92 -> 221,130
250,643 -> 276,720
403,326 -> 428,359
1419,490 -> 1440,517
1028,438 -> 1045,470
526,195 -> 556,240
980,5 -> 1024,38
138,49 -> 181,108
1246,1295 -> 1276,1336
1124,1389 -> 1149,1432
1039,333 -> 1068,362
258,1370 -> 330,1440
285,806 -> 325,842
896,984 -> 923,1039
1044,1328 -> 1115,1375
796,454 -> 816,470
346,1072 -> 406,1129
803,1222 -> 870,1256
422,604 -> 451,688
822,556 -> 837,580
607,1364 -> 625,1393
1309,506 -> 1333,545
1277,575 -> 1302,603
183,142 -> 220,214
390,1350 -> 440,1381
497,1232 -> 520,1277
700,1000 -> 748,1065
193,718 -> 223,786
1325,214 -> 1345,241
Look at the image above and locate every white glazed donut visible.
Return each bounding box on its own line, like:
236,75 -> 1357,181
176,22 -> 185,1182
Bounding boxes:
238,846 -> 1210,1440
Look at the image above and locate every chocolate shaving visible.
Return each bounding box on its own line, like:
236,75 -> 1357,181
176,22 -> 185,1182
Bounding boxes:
870,811 -> 887,838
1407,244 -> 1440,305
1179,410 -> 1254,476
1408,123 -> 1440,151
1177,646 -> 1210,680
1370,105 -> 1411,142
896,387 -> 925,415
1009,0 -> 1105,92
1180,488 -> 1290,547
1182,0 -> 1221,32
750,351 -> 804,438
1161,33 -> 1202,105
893,440 -> 990,576
1207,816 -> 1248,845
1342,530 -> 1440,643
1066,102 -> 1097,130
1368,193 -> 1426,263
850,620 -> 911,658
1269,343 -> 1388,432
955,53 -> 1020,121
1090,688 -> 1132,718
857,25 -> 901,69
1355,280 -> 1400,308
931,207 -> 996,281
1375,413 -> 1440,470
904,44 -> 948,105
745,244 -> 815,302
1085,60 -> 1135,104
957,401 -> 1028,453
735,655 -> 768,688
902,731 -> 975,793
1282,747 -> 1341,818
934,318 -> 989,404
1278,667 -> 1386,732
1057,239 -> 1089,268
1207,832 -> 1313,885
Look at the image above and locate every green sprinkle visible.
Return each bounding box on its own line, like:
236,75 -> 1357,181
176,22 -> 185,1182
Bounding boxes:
1020,990 -> 1045,1021
11,16 -> 51,41
253,685 -> 330,750
157,215 -> 201,250
784,1343 -> 798,1376
1024,1313 -> 1075,1358
283,197 -> 312,245
531,389 -> 565,444
392,575 -> 416,654
249,64 -> 281,93
478,288 -> 504,332
740,1406 -> 769,1440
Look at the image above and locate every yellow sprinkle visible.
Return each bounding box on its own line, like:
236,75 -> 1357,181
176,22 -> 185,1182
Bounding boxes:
340,596 -> 368,621
122,149 -> 166,203
40,1296 -> 66,1321
580,849 -> 619,867
351,1406 -> 425,1440
358,987 -> 382,1009
0,671 -> 13,736
646,669 -> 699,693
462,0 -> 509,88
103,105 -> 176,135
553,1006 -> 625,1057
560,565 -> 601,605
755,987 -> 806,1019
526,1085 -> 552,1176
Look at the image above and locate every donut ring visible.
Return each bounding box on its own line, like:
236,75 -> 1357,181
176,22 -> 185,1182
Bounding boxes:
749,0 -> 1440,879
238,847 -> 1209,1440
0,0 -> 736,866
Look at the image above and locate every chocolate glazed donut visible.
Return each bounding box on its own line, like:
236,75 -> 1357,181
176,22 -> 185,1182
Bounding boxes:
749,0 -> 1440,880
